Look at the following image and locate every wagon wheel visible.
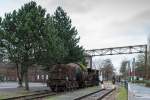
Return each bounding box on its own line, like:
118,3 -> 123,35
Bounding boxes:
51,86 -> 56,92
66,81 -> 72,91
73,81 -> 78,89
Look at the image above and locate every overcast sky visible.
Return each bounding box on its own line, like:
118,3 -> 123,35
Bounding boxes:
0,0 -> 149,72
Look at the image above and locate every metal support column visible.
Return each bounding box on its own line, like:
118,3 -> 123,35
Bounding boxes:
145,45 -> 148,79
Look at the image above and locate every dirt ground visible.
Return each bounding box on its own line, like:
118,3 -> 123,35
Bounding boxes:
102,84 -> 119,100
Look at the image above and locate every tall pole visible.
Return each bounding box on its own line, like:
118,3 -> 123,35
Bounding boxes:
132,58 -> 135,82
90,56 -> 92,69
145,45 -> 148,79
146,35 -> 150,80
128,61 -> 131,81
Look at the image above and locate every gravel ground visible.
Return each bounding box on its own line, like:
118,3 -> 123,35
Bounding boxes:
0,81 -> 115,100
0,82 -> 49,99
102,88 -> 118,100
46,82 -> 114,100
101,83 -> 119,100
46,86 -> 101,100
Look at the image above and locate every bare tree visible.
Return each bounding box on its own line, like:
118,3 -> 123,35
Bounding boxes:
120,60 -> 128,80
135,54 -> 145,78
92,58 -> 103,69
101,59 -> 115,81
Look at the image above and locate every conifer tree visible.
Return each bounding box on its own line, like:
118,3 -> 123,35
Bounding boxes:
53,7 -> 85,64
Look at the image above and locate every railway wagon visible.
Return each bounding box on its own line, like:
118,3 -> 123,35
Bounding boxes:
47,63 -> 87,91
47,63 -> 99,91
85,68 -> 99,86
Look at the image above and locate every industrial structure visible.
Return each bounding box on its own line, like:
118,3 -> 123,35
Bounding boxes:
85,44 -> 149,79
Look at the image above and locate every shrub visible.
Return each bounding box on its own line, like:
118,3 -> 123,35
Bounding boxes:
132,80 -> 145,84
145,81 -> 150,87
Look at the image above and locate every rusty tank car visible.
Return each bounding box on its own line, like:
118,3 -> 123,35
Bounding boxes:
47,63 -> 99,91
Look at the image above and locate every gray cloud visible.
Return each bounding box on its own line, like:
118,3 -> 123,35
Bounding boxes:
0,0 -> 149,71
35,0 -> 104,14
108,9 -> 150,37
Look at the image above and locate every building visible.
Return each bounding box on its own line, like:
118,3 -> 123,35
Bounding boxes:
0,63 -> 48,82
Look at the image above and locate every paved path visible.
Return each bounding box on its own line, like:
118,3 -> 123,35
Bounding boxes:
0,82 -> 47,89
0,82 -> 48,90
128,83 -> 150,100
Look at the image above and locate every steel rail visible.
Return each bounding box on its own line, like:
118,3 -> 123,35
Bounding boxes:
74,88 -> 116,100
2,90 -> 56,100
74,89 -> 105,100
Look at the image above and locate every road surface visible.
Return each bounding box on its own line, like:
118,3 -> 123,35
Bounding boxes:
128,83 -> 150,100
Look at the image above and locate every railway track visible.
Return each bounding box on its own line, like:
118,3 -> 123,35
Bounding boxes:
74,88 -> 116,100
2,87 -> 115,100
2,90 -> 56,100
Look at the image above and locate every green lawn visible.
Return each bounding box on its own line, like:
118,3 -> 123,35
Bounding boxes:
116,86 -> 127,100
0,96 -> 4,100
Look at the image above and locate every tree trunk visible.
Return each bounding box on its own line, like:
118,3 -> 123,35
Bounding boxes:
16,63 -> 23,88
24,68 -> 29,90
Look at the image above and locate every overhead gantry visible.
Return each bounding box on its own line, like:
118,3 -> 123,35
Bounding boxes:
85,44 -> 148,79
85,44 -> 147,56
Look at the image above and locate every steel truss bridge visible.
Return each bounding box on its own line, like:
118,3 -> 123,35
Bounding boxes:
85,44 -> 147,56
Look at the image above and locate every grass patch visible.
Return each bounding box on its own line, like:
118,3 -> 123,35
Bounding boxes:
116,86 -> 127,100
145,80 -> 150,87
0,96 -> 5,100
131,80 -> 150,87
132,80 -> 145,84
